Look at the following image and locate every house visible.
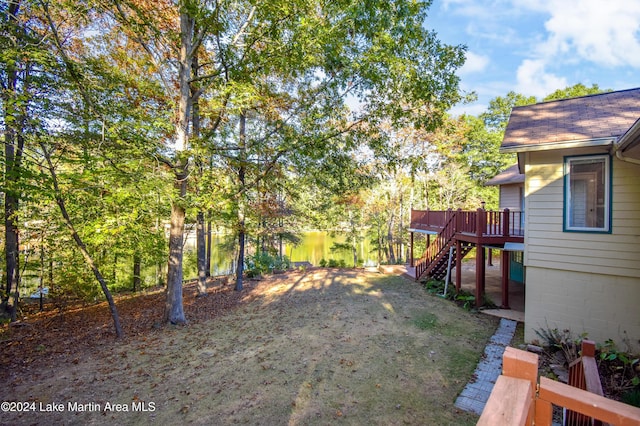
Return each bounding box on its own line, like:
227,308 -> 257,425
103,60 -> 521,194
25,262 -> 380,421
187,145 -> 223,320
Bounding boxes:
485,165 -> 526,285
500,88 -> 640,352
408,206 -> 525,310
485,164 -> 524,213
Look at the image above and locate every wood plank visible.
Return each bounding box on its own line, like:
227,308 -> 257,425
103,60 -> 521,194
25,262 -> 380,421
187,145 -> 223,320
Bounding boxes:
502,347 -> 539,384
477,376 -> 532,426
534,399 -> 553,425
538,377 -> 640,426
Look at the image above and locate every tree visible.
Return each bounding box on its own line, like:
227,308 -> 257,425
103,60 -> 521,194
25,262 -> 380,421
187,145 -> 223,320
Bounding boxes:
543,83 -> 609,102
1,0 -> 175,335
16,0 -> 465,325
1,0 -> 28,321
480,92 -> 537,131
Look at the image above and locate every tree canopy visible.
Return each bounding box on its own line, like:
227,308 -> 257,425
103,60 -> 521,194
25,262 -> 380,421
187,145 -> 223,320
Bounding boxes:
0,0 -> 613,337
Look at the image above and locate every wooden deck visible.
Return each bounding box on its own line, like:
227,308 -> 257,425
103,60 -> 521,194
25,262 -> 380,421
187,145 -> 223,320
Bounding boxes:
409,209 -> 525,308
479,346 -> 640,426
409,208 -> 524,245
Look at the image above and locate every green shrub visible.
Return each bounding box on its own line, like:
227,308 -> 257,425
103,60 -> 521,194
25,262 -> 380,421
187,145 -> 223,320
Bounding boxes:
598,339 -> 640,392
423,279 -> 476,310
245,252 -> 290,277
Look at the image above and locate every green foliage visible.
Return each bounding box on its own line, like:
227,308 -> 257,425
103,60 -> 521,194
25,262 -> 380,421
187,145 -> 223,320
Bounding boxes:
423,279 -> 476,310
327,259 -> 346,268
49,254 -> 102,303
534,325 -> 592,364
245,253 -> 291,278
455,293 -> 476,311
543,83 -> 610,102
598,339 -> 640,391
481,91 -> 538,131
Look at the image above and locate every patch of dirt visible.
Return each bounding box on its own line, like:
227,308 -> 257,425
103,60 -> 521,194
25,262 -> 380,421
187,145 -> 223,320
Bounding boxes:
0,268 -> 499,425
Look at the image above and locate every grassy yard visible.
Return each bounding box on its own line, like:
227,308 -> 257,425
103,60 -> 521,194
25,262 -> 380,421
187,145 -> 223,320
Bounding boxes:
1,268 -> 499,425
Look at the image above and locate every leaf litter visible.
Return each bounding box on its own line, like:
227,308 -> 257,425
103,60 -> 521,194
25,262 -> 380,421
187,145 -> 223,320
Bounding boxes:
0,268 -> 498,425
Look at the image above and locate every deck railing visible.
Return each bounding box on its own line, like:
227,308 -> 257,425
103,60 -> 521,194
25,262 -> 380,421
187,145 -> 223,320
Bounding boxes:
566,340 -> 605,426
410,209 -> 453,230
478,347 -> 640,426
411,208 -> 524,238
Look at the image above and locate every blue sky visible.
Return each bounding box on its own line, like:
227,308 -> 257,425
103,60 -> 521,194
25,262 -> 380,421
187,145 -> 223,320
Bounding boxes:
426,0 -> 640,116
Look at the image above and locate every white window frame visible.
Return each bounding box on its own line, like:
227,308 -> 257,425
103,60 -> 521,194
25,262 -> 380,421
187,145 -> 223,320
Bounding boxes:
563,154 -> 611,233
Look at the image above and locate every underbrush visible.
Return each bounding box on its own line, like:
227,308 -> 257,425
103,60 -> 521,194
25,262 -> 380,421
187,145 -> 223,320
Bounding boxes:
534,326 -> 640,406
245,253 -> 291,277
421,278 -> 497,310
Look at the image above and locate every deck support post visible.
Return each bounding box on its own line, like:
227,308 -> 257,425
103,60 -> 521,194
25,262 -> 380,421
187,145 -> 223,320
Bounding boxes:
475,208 -> 486,307
409,232 -> 414,267
501,249 -> 510,309
455,239 -> 462,293
500,208 -> 511,309
475,244 -> 485,307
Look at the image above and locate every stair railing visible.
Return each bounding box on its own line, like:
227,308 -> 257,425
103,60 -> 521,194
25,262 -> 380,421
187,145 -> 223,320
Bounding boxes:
414,209 -> 460,280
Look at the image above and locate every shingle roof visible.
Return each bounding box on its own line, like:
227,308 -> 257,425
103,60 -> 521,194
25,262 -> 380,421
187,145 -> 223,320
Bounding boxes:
485,164 -> 523,186
501,88 -> 640,152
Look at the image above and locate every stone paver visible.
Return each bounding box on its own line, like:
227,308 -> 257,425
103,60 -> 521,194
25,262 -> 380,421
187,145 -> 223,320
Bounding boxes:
455,318 -> 517,415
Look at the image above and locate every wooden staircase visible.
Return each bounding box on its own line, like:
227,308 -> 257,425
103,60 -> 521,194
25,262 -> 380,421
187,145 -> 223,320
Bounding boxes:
421,242 -> 474,281
414,210 -> 474,282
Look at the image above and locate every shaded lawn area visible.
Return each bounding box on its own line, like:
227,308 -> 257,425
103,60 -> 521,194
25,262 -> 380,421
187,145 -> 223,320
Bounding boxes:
0,268 -> 499,425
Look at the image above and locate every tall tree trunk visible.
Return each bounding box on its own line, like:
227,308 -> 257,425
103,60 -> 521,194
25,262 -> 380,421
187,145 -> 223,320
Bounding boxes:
387,209 -> 396,264
352,236 -> 358,268
236,224 -> 246,291
235,113 -> 247,292
196,211 -> 207,295
165,184 -> 187,324
42,145 -> 123,338
164,9 -> 195,324
206,215 -> 212,277
39,237 -> 45,311
377,223 -> 383,264
112,252 -> 117,284
399,193 -> 405,262
4,180 -> 19,322
2,1 -> 26,321
192,44 -> 207,296
350,210 -> 357,267
132,254 -> 141,292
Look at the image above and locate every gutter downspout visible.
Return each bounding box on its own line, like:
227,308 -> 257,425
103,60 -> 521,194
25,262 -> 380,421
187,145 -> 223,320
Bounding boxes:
613,118 -> 640,165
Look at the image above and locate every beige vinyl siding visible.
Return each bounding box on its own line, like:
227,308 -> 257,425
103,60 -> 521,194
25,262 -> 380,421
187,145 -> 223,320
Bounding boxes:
499,184 -> 523,211
524,148 -> 640,279
523,148 -> 640,352
524,267 -> 640,353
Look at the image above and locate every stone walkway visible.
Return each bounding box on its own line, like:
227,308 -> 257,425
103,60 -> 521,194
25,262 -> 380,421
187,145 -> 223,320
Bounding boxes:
455,318 -> 518,415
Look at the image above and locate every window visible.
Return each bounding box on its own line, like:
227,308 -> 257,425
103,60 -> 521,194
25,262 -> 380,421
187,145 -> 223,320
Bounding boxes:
564,155 -> 611,232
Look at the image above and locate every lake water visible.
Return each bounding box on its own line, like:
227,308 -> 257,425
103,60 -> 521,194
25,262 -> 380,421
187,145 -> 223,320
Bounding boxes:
184,230 -> 378,278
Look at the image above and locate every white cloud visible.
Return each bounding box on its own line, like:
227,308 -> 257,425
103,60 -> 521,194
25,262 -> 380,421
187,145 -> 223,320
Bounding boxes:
515,59 -> 567,97
459,51 -> 490,75
519,0 -> 640,67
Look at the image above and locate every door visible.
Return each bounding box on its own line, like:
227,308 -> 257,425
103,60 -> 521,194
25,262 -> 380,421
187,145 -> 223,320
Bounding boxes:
509,251 -> 524,284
